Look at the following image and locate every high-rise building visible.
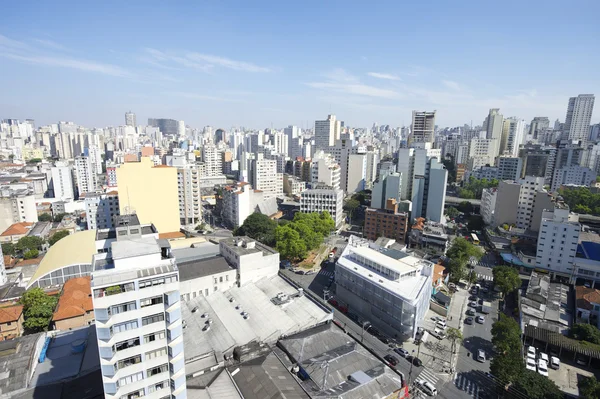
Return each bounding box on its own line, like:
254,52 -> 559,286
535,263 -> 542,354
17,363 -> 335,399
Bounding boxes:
551,165 -> 596,192
310,150 -> 341,189
564,94 -> 595,144
497,156 -> 523,181
299,186 -> 344,228
116,157 -> 180,234
346,153 -> 367,193
315,115 -> 341,150
535,206 -> 580,279
485,108 -> 504,157
410,111 -> 436,145
177,165 -> 203,227
424,159 -> 448,223
75,156 -> 98,196
249,155 -> 283,199
51,161 -> 75,200
468,138 -> 497,170
86,145 -> 103,175
148,118 -> 179,136
200,144 -> 223,177
91,214 -> 187,399
501,118 -> 525,157
529,117 -> 550,140
84,192 -> 120,230
371,172 -> 402,210
125,111 -> 136,127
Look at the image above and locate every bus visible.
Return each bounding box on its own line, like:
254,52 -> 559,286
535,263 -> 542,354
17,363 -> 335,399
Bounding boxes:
471,233 -> 480,245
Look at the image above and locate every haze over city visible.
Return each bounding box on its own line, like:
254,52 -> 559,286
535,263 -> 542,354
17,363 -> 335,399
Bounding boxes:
2,0 -> 600,128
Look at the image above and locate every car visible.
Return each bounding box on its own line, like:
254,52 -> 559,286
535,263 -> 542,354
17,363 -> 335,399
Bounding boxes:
550,356 -> 560,370
384,354 -> 399,366
466,309 -> 476,316
394,348 -> 409,358
476,316 -> 485,324
477,349 -> 486,362
435,320 -> 447,329
525,357 -> 537,371
469,295 -> 478,301
527,346 -> 536,359
202,324 -> 211,332
406,356 -> 422,367
431,328 -> 446,340
465,317 -> 474,325
539,352 -> 549,363
415,379 -> 438,396
577,357 -> 588,366
305,270 -> 316,275
378,336 -> 390,345
537,359 -> 549,376
295,270 -> 305,275
468,301 -> 478,308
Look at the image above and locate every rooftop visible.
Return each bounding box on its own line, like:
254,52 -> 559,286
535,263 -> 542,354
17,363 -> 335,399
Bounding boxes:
111,236 -> 161,261
0,304 -> 23,323
577,241 -> 600,261
178,256 -> 233,281
575,286 -> 600,311
1,222 -> 33,237
220,236 -> 277,257
52,276 -> 93,322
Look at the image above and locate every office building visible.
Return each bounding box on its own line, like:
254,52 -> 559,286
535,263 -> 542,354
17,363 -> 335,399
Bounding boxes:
529,117 -> 550,139
310,150 -> 341,189
299,186 -> 344,228
425,159 -> 448,223
125,111 -> 136,127
314,114 -> 341,150
219,236 -> 280,287
468,138 -> 497,170
52,161 -> 75,200
410,111 -> 436,145
75,156 -> 98,196
551,165 -> 596,192
364,199 -> 409,243
84,192 -> 120,230
519,144 -> 555,182
116,157 -> 180,234
371,172 -> 402,210
148,118 -> 179,136
564,94 -> 595,144
336,236 -> 433,339
91,215 -> 187,399
535,206 -> 580,279
284,125 -> 300,155
497,156 -> 523,181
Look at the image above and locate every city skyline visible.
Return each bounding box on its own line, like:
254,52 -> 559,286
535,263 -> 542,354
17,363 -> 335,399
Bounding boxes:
1,1 -> 600,128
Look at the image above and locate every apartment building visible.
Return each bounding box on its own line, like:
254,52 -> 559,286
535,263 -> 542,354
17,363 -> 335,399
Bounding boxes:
299,186 -> 344,228
481,187 -> 497,226
85,191 -> 120,230
371,172 -> 402,210
75,155 -> 98,196
497,156 -> 523,181
535,207 -> 580,280
310,150 -> 341,189
249,155 -> 283,200
177,165 -> 203,227
314,114 -> 341,150
51,161 -> 75,200
551,165 -> 596,192
364,199 -> 409,243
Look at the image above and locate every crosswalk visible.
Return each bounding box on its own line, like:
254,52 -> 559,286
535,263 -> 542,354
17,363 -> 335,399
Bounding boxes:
475,261 -> 495,268
454,373 -> 483,398
415,367 -> 439,387
477,274 -> 493,281
319,270 -> 334,278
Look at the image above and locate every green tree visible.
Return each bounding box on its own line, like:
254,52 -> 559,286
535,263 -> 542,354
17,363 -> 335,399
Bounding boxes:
53,213 -> 68,222
457,188 -> 475,199
1,242 -> 15,256
457,201 -> 474,215
446,327 -> 463,355
442,156 -> 456,183
514,370 -> 562,399
574,204 -> 593,214
343,198 -> 360,221
38,213 -> 53,222
491,314 -> 523,385
275,225 -> 307,261
291,221 -> 322,250
493,266 -> 521,297
234,213 -> 277,246
20,288 -> 58,333
16,236 -> 43,252
467,270 -> 478,285
23,249 -> 39,259
570,323 -> 600,345
48,230 -> 70,246
580,375 -> 600,399
27,158 -> 42,164
445,237 -> 482,282
445,206 -> 460,219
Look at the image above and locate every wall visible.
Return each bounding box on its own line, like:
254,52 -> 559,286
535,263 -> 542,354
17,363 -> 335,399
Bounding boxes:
55,312 -> 94,331
179,269 -> 237,301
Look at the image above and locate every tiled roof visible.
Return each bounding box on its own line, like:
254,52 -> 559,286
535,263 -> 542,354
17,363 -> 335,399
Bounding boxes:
1,222 -> 33,237
16,257 -> 44,266
576,285 -> 600,311
52,276 -> 93,321
158,231 -> 186,240
0,305 -> 23,323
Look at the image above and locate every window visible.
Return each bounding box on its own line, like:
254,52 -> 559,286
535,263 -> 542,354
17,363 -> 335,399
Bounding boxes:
142,313 -> 164,326
219,276 -> 223,283
121,388 -> 144,399
112,319 -> 138,335
139,274 -> 177,289
109,301 -> 136,316
114,337 -> 140,353
119,371 -> 143,387
148,380 -> 169,394
141,296 -> 163,308
144,330 -> 166,343
146,347 -> 167,360
147,363 -> 169,377
116,355 -> 141,370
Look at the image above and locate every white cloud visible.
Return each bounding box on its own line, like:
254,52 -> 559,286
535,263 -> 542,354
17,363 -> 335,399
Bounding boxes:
442,80 -> 461,91
0,34 -> 29,50
143,48 -> 270,73
367,72 -> 402,81
1,52 -> 132,77
186,52 -> 271,73
306,82 -> 400,99
33,38 -> 68,51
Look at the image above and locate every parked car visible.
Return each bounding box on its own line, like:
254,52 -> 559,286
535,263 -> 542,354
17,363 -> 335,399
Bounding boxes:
539,352 -> 549,363
394,348 -> 409,358
407,356 -> 423,367
465,317 -> 474,325
435,320 -> 447,329
537,360 -> 549,377
550,356 -> 560,370
526,357 -> 537,371
527,346 -> 536,359
477,350 -> 486,362
476,316 -> 485,324
466,309 -> 475,316
577,357 -> 588,366
468,301 -> 478,308
431,328 -> 446,340
415,379 -> 438,396
384,354 -> 399,366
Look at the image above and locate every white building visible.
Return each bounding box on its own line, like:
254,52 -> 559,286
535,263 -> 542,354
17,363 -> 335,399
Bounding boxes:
335,236 -> 433,339
425,159 -> 448,223
284,125 -> 300,156
481,187 -> 497,225
497,156 -> 523,181
564,94 -> 595,144
501,118 -> 526,157
346,153 -> 367,193
299,186 -> 344,228
222,182 -> 257,228
201,144 -> 223,177
87,145 -> 103,175
91,215 -> 187,399
51,161 -> 75,200
125,111 -> 136,127
315,114 -> 341,150
0,189 -> 38,232
535,207 -> 580,279
468,138 -> 497,170
84,192 -> 120,230
75,156 -> 98,196
410,111 -> 436,145
283,174 -> 306,196
177,165 -> 203,227
551,165 -> 596,192
219,236 -> 280,287
485,108 -> 504,158
516,176 -> 545,229
249,155 -> 283,199
310,150 -> 341,189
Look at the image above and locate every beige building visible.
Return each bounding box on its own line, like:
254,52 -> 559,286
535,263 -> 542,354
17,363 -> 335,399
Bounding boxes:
116,157 -> 180,234
0,305 -> 24,340
52,276 -> 94,330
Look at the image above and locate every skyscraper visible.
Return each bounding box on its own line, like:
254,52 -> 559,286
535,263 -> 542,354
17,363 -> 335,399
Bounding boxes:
564,94 -> 595,144
125,111 -> 136,127
410,111 -> 436,145
485,108 -> 503,158
501,118 -> 525,157
315,115 -> 341,150
529,117 -> 550,139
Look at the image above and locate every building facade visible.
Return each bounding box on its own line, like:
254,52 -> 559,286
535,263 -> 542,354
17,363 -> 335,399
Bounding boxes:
535,207 -> 580,279
364,199 -> 409,243
299,186 -> 344,228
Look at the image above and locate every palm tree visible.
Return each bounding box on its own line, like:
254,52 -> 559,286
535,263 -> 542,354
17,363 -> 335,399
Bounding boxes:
446,327 -> 463,355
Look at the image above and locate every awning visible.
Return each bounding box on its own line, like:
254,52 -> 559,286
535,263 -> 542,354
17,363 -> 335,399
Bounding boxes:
500,253 -> 526,267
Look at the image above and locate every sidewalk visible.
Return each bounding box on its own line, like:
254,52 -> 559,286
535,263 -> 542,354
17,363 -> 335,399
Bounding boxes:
447,283 -> 470,374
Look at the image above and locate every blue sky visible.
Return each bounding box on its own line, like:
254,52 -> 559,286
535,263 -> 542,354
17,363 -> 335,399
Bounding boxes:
1,0 -> 600,129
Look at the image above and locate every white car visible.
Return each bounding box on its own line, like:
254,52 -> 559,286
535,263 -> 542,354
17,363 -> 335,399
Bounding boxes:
539,352 -> 549,363
527,346 -> 536,359
526,357 -> 537,371
477,349 -> 486,362
415,379 -> 438,396
537,359 -> 549,377
435,320 -> 447,330
550,356 -> 560,370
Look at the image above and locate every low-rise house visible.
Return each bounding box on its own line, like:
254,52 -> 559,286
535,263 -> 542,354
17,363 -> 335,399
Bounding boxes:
575,285 -> 600,327
0,305 -> 24,340
52,276 -> 94,330
0,222 -> 33,244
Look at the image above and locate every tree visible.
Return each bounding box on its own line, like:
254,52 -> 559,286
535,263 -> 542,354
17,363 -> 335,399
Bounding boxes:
492,266 -> 521,297
445,237 -> 482,282
1,242 -> 15,256
446,327 -> 463,355
275,225 -> 307,261
467,270 -> 478,285
38,213 -> 53,222
20,288 -> 58,333
343,199 -> 360,221
570,323 -> 600,345
467,215 -> 485,230
442,157 -> 456,183
513,370 -> 562,399
16,236 -> 43,252
195,223 -> 207,231
23,249 -> 39,259
579,375 -> 600,399
48,230 -> 70,246
457,188 -> 475,199
491,314 -> 523,385
234,213 -> 277,246
457,201 -> 474,215
445,206 -> 460,219
53,213 -> 68,222
27,158 -> 42,164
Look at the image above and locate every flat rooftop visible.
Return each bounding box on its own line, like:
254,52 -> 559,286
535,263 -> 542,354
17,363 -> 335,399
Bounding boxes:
111,236 -> 160,260
577,241 -> 600,261
178,256 -> 233,281
220,236 -> 277,257
182,275 -> 332,373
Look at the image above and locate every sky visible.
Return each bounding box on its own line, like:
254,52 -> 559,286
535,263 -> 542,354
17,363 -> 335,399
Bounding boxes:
1,0 -> 600,130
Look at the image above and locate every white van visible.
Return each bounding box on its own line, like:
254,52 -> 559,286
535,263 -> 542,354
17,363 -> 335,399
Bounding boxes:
415,379 -> 438,396
435,320 -> 447,329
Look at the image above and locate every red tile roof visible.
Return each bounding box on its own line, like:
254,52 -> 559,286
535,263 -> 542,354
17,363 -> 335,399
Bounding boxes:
52,277 -> 93,321
576,286 -> 600,311
0,305 -> 23,324
158,231 -> 186,239
1,222 -> 33,237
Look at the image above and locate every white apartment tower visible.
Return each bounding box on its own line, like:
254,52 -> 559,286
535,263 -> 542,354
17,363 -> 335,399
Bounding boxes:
485,108 -> 504,157
535,207 -> 580,278
501,118 -> 526,157
75,155 -> 98,196
201,144 -> 223,177
250,155 -> 283,199
51,161 -> 75,200
516,176 -> 545,229
315,115 -> 341,150
564,94 -> 595,144
92,215 -> 187,399
85,192 -> 120,230
410,111 -> 436,145
311,150 -> 341,189
177,165 -> 203,227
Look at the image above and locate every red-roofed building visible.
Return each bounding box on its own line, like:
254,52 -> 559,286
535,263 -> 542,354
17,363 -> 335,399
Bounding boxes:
0,222 -> 33,244
576,285 -> 600,326
0,305 -> 24,340
52,276 -> 94,330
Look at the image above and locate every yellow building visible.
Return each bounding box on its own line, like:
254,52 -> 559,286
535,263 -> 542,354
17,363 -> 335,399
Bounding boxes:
116,157 -> 180,234
21,146 -> 45,160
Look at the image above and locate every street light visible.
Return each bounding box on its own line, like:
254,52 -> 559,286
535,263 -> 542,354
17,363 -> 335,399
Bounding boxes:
361,321 -> 371,343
